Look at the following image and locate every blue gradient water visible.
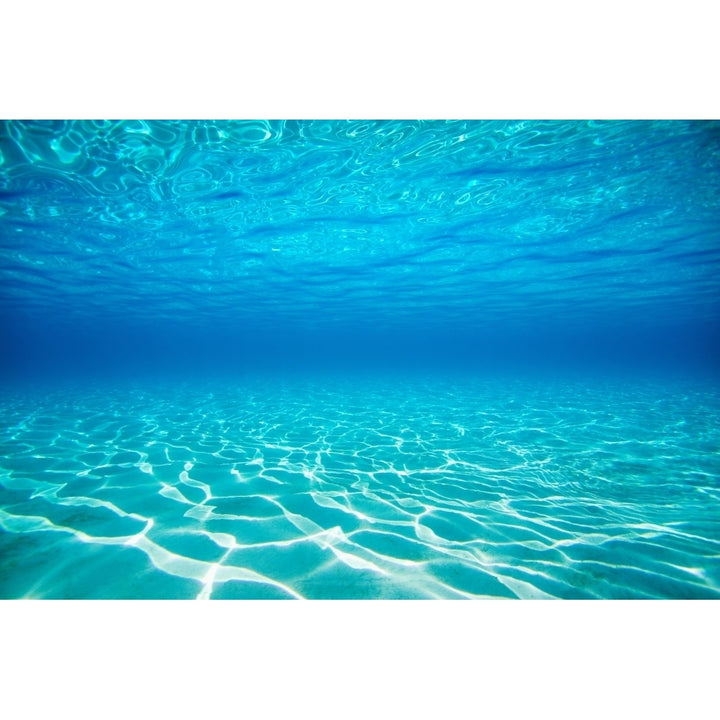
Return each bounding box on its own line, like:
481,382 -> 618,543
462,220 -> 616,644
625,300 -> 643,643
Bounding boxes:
1,120 -> 719,598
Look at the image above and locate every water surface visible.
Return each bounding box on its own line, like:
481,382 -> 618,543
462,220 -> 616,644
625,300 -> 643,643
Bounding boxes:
1,120 -> 719,598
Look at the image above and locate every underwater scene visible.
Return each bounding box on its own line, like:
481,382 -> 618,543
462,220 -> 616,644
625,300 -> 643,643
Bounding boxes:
1,120 -> 719,599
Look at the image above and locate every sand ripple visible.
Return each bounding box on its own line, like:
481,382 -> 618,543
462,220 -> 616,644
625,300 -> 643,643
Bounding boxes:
1,376 -> 718,598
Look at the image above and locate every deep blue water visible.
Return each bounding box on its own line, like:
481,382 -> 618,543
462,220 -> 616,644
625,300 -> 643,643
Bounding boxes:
1,120 -> 719,598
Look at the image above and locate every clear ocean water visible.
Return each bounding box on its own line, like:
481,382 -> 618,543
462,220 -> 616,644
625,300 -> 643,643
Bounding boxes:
1,119 -> 719,599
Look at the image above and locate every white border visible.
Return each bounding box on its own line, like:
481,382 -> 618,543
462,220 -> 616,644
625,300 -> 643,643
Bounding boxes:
2,600 -> 717,718
1,2 -> 718,118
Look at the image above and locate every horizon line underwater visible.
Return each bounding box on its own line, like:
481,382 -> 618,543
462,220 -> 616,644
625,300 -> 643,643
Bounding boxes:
1,119 -> 719,599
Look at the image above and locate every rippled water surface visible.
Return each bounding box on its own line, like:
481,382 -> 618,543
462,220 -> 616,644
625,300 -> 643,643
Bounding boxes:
1,377 -> 718,599
2,120 -> 719,337
1,120 -> 719,599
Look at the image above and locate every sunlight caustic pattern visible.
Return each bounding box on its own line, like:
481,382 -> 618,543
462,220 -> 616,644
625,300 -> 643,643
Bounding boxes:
1,377 -> 718,599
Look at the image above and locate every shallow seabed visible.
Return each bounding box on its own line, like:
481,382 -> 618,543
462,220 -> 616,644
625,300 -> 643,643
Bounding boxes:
1,375 -> 718,599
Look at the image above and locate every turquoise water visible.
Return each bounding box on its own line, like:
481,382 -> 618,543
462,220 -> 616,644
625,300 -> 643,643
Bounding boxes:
1,120 -> 719,598
1,377 -> 719,599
